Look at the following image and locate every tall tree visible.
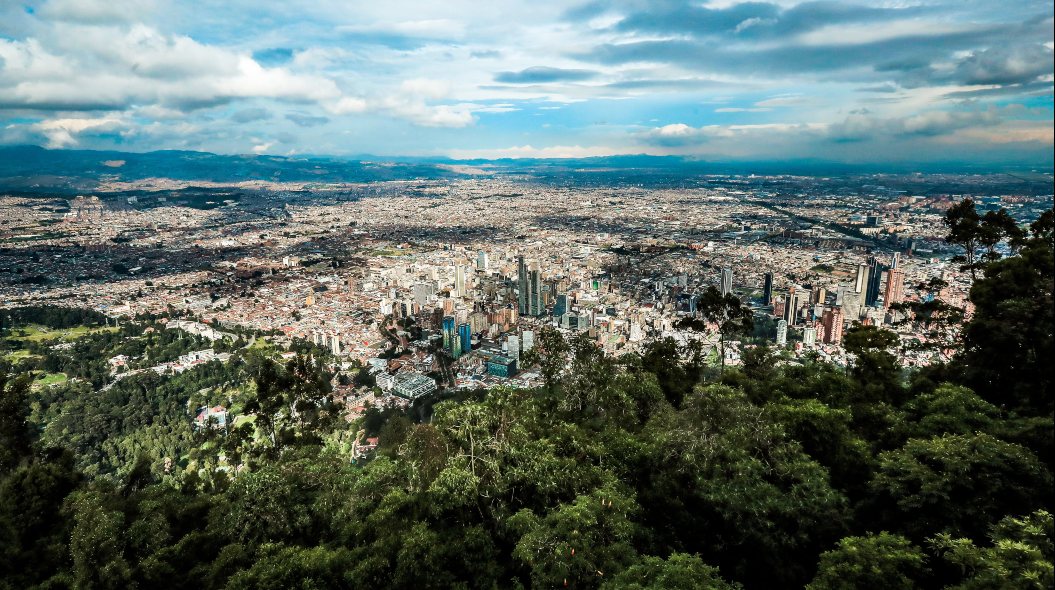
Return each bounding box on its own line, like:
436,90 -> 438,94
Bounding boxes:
954,209 -> 1054,415
944,198 -> 984,278
692,286 -> 754,375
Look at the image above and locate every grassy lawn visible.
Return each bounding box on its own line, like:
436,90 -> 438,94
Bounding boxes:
7,324 -> 118,343
30,371 -> 68,389
3,349 -> 41,363
247,336 -> 276,352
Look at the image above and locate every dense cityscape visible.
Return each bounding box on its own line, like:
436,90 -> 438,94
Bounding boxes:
5,173 -> 1050,407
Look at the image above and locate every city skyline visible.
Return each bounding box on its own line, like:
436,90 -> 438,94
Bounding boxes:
0,0 -> 1052,165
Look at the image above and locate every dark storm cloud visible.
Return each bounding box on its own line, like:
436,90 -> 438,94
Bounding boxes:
494,66 -> 600,83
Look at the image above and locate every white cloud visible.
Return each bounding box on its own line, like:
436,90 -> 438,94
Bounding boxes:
0,24 -> 340,110
32,115 -> 126,148
38,0 -> 158,24
252,141 -> 275,154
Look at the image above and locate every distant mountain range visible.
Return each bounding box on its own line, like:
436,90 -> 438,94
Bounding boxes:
0,145 -> 1050,192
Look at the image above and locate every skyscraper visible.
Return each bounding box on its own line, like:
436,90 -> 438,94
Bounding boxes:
528,267 -> 543,316
865,256 -> 885,307
782,288 -> 798,326
884,266 -> 905,308
517,256 -> 529,316
553,293 -> 569,317
762,271 -> 773,305
477,251 -> 489,271
821,308 -> 844,344
720,267 -> 733,296
454,265 -> 466,298
442,315 -> 456,353
776,319 -> 788,346
458,322 -> 472,354
854,263 -> 869,294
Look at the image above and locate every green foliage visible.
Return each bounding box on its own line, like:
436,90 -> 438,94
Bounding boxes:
807,532 -> 926,590
602,553 -> 741,590
869,433 -> 1052,540
954,209 -> 1054,416
931,510 -> 1053,590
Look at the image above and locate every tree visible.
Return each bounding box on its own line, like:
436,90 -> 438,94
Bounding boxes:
242,354 -> 335,458
523,326 -> 570,392
807,533 -> 926,590
899,384 -> 1000,440
869,433 -> 1052,541
603,553 -> 741,590
638,338 -> 691,408
511,480 -> 639,590
692,286 -> 754,374
931,510 -> 1053,590
69,490 -> 133,590
954,209 -> 1054,416
843,324 -> 903,405
978,209 -> 1026,261
0,369 -> 33,473
944,199 -> 983,278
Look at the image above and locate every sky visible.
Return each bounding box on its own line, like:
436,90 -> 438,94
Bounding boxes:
0,0 -> 1052,164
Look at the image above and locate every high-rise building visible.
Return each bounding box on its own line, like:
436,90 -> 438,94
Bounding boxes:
442,315 -> 456,353
884,267 -> 905,308
553,293 -> 569,317
517,256 -> 529,316
458,322 -> 472,354
854,264 -> 869,294
720,267 -> 733,296
528,267 -> 543,316
782,288 -> 798,326
477,251 -> 489,271
865,256 -> 885,307
454,265 -> 466,298
762,272 -> 773,305
506,334 -> 520,361
522,330 -> 535,353
821,308 -> 844,344
802,326 -> 817,347
776,319 -> 788,346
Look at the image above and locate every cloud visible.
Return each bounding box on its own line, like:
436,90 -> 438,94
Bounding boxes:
638,108 -> 1024,150
0,25 -> 341,111
25,115 -> 128,148
828,109 -> 1003,141
37,0 -> 157,24
251,141 -> 275,154
286,112 -> 330,127
494,66 -> 599,84
950,44 -> 1054,86
230,107 -> 272,123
